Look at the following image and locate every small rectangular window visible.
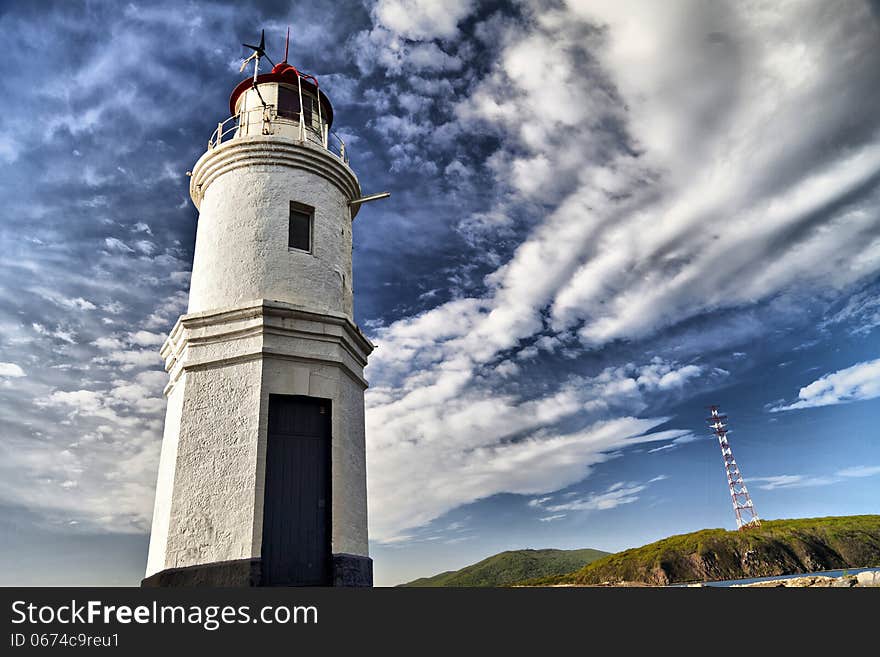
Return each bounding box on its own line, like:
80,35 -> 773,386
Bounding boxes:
289,202 -> 313,252
277,86 -> 300,121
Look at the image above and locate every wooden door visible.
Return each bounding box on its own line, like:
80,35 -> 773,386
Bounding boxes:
261,395 -> 331,586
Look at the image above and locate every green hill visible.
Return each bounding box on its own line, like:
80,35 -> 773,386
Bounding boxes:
524,515 -> 880,586
399,548 -> 610,587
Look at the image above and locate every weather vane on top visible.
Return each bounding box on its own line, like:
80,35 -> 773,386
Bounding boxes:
239,29 -> 276,84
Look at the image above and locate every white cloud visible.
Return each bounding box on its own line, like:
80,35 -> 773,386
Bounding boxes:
101,301 -> 125,315
367,355 -> 695,541
103,237 -> 135,253
539,514 -> 566,522
0,425 -> 160,533
751,464 -> 880,491
647,433 -> 699,454
44,389 -> 104,414
823,289 -> 880,336
352,27 -> 463,75
92,336 -> 125,350
750,474 -> 837,490
635,361 -> 704,390
494,360 -> 519,378
127,330 -> 165,347
374,0 -> 475,41
0,133 -> 20,163
16,365 -> 168,532
169,271 -> 190,285
91,330 -> 164,353
107,370 -> 167,414
98,349 -> 161,370
0,362 -> 25,378
134,240 -> 157,255
31,288 -> 96,311
32,322 -> 77,344
837,465 -> 880,479
143,290 -> 188,330
351,0 -> 480,77
529,475 -> 668,515
770,357 -> 880,411
450,1 -> 880,352
546,483 -> 646,512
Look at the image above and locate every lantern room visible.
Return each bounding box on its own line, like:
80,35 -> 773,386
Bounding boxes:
210,61 -> 347,161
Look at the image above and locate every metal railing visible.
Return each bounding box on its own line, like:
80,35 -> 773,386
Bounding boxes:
208,105 -> 350,164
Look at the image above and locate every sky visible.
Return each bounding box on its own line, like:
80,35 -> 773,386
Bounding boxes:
0,0 -> 879,587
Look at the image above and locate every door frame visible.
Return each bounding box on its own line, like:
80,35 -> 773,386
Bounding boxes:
261,393 -> 333,586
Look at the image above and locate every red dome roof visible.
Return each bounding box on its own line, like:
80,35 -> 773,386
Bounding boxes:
270,62 -> 299,76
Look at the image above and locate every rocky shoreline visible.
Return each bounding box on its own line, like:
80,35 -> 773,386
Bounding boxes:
730,571 -> 880,588
537,570 -> 880,587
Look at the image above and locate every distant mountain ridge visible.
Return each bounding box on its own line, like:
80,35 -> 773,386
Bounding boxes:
523,515 -> 880,586
399,548 -> 610,587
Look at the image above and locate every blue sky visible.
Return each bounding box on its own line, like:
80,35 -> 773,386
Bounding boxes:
0,0 -> 878,587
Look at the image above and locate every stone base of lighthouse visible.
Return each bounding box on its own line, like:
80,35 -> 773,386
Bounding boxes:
142,299 -> 373,587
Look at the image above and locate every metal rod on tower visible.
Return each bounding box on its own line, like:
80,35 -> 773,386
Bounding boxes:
349,192 -> 391,207
316,87 -> 325,147
707,405 -> 761,530
296,74 -> 305,141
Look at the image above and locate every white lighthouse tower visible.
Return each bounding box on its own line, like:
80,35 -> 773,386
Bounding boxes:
144,34 -> 380,586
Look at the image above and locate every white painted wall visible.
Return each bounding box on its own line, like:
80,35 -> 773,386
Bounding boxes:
162,358 -> 264,570
145,373 -> 186,576
188,138 -> 358,318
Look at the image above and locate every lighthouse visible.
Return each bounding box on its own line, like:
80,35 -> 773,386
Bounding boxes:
143,33 -> 380,587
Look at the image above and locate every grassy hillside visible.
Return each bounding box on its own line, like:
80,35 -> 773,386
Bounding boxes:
399,548 -> 610,587
524,515 -> 880,586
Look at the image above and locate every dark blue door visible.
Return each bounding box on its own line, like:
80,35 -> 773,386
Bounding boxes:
261,395 -> 331,586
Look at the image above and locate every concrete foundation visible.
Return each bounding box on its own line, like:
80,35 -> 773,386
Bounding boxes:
142,553 -> 373,587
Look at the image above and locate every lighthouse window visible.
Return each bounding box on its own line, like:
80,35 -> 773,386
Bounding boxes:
289,202 -> 313,252
277,86 -> 300,121
303,94 -> 314,127
277,87 -> 315,127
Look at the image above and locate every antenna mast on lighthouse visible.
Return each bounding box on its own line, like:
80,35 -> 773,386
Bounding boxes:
707,406 -> 761,530
239,29 -> 274,109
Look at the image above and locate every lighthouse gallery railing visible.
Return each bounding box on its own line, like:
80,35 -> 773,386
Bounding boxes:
208,105 -> 349,164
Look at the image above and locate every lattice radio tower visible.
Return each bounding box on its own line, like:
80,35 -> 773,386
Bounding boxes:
707,406 -> 761,530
